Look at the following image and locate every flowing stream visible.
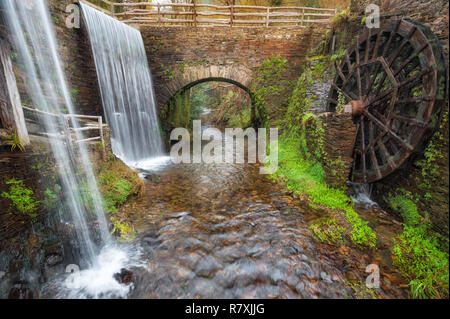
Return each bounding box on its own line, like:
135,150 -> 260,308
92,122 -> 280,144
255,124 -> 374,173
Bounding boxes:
80,1 -> 165,167
1,1 -> 409,299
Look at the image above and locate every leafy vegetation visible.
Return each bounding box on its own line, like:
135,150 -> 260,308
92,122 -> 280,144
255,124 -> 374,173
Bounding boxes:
110,216 -> 136,241
97,158 -> 144,214
268,134 -> 376,247
387,193 -> 449,299
42,184 -> 62,211
1,179 -> 38,218
2,130 -> 26,152
263,52 -> 375,248
309,216 -> 344,245
415,109 -> 448,190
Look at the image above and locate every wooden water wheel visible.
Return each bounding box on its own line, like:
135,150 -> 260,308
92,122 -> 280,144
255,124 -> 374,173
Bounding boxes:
327,19 -> 448,183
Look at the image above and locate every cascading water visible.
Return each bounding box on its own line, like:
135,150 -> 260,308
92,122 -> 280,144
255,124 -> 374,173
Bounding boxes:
348,182 -> 379,209
3,0 -> 139,298
80,2 -> 166,169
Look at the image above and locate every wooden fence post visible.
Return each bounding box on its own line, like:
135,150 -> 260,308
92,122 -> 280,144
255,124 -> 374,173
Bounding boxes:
0,39 -> 30,145
230,5 -> 234,27
98,116 -> 106,159
157,3 -> 161,25
301,8 -> 305,26
266,7 -> 270,27
62,115 -> 76,164
193,0 -> 197,27
110,2 -> 114,18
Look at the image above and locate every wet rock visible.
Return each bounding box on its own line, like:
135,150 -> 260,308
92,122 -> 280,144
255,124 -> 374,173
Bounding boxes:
45,253 -> 63,267
168,211 -> 190,218
320,271 -> 332,283
195,255 -> 222,278
114,268 -> 137,285
7,282 -> 34,299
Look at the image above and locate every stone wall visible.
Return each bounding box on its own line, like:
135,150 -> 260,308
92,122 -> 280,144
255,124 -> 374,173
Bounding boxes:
140,25 -> 328,110
0,0 -> 103,117
319,112 -> 356,188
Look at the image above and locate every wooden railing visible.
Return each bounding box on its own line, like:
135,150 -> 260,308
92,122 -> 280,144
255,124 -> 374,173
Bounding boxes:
22,106 -> 106,156
82,1 -> 336,27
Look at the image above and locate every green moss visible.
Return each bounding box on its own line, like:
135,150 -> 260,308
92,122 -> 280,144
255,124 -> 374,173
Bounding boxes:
309,217 -> 344,245
345,280 -> 378,299
393,226 -> 449,299
99,171 -> 132,213
160,90 -> 191,133
386,195 -> 422,227
110,216 -> 135,242
415,109 -> 448,190
268,135 -> 376,248
42,185 -> 61,211
251,56 -> 291,127
97,159 -> 144,214
387,193 -> 449,298
1,179 -> 38,218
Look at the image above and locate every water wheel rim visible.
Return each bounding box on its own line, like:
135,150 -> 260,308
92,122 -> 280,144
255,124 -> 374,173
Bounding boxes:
327,18 -> 443,184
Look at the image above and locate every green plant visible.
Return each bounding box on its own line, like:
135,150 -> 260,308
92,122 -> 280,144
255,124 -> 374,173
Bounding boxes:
42,185 -> 61,211
70,89 -> 78,102
3,130 -> 26,152
267,134 -> 376,248
110,217 -> 135,241
99,171 -> 132,213
393,226 -> 448,299
1,179 -> 37,218
309,217 -> 344,245
387,192 -> 449,298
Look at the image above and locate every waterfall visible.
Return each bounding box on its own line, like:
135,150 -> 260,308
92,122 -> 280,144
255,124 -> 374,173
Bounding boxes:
80,2 -> 164,167
2,0 -> 110,266
348,182 -> 379,209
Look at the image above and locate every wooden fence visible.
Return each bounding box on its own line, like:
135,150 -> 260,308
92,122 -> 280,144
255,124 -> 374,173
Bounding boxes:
22,106 -> 106,156
83,1 -> 336,27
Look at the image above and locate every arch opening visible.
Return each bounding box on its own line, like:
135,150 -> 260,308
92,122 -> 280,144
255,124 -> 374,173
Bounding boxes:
159,78 -> 265,144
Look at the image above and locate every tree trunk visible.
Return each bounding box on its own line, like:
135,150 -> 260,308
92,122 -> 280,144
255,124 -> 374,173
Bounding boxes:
0,38 -> 29,145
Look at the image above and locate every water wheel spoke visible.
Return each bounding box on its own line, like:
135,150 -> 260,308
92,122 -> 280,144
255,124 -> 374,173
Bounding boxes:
382,19 -> 402,57
385,89 -> 399,120
362,109 -> 414,151
359,116 -> 367,182
335,62 -> 346,82
372,29 -> 382,59
345,52 -> 353,75
369,147 -> 382,180
371,68 -> 430,106
388,26 -> 417,66
377,139 -> 397,170
364,120 -> 385,153
331,83 -> 353,101
328,98 -> 339,105
393,43 -> 428,77
397,96 -> 433,104
390,113 -> 427,127
364,29 -> 371,63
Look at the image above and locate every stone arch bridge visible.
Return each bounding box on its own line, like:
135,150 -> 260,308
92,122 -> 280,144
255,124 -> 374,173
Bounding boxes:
137,26 -> 328,110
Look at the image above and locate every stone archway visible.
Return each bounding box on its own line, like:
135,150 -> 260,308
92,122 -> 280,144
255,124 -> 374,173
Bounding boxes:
155,64 -> 254,111
157,64 -> 262,130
